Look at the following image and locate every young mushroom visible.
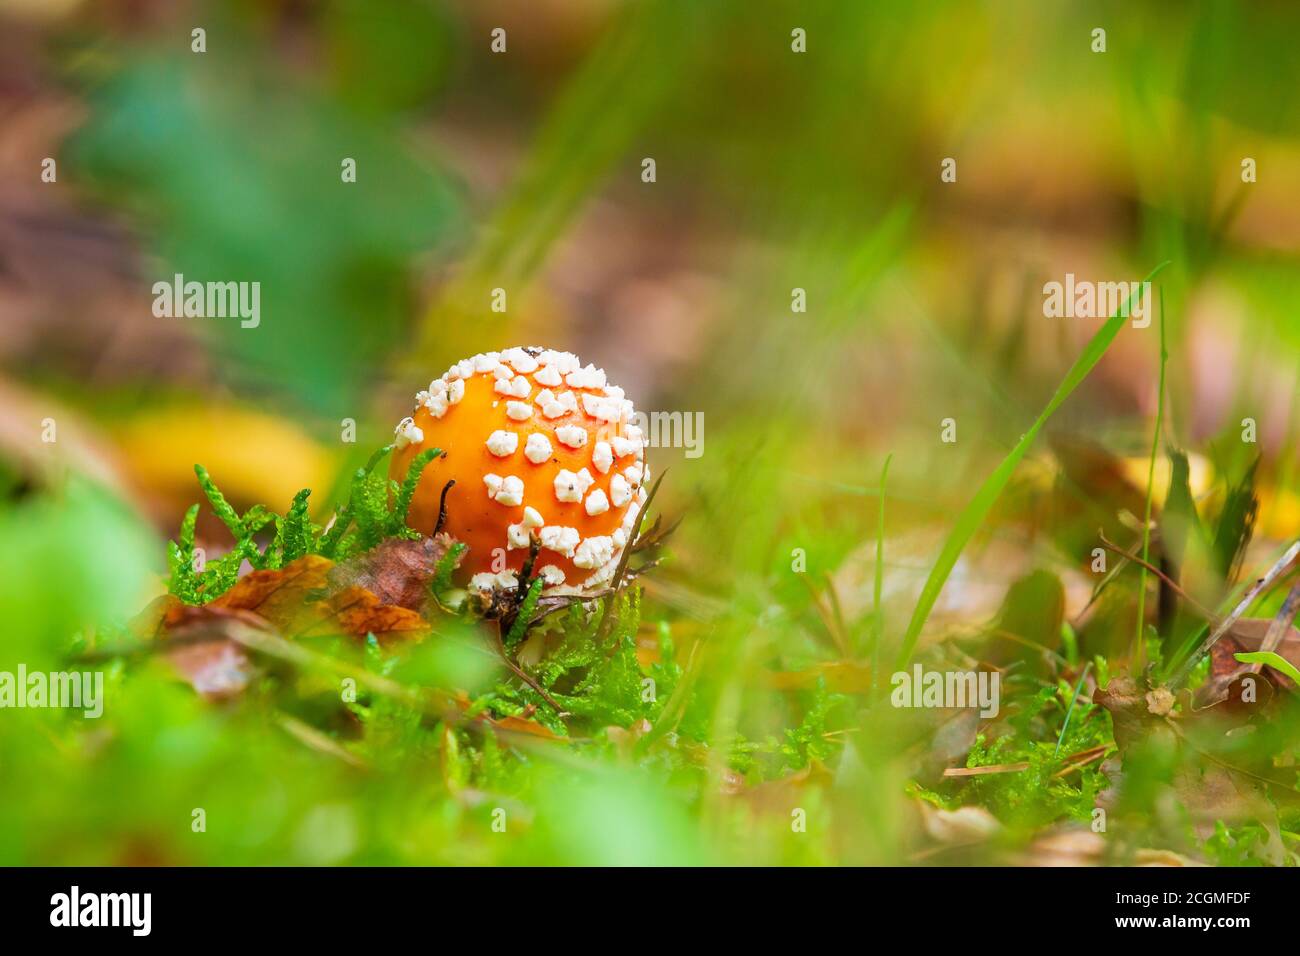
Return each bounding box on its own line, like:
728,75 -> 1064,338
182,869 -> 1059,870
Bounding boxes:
389,347 -> 649,594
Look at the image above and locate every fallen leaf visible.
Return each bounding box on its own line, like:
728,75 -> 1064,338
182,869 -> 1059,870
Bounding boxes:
211,554 -> 430,642
449,691 -> 569,741
326,534 -> 460,613
984,570 -> 1065,670
128,593 -> 185,640
1020,828 -> 1205,867
211,554 -> 333,635
737,761 -> 833,814
112,402 -> 338,527
1095,676 -> 1285,843
145,551 -> 444,700
157,605 -> 264,700
166,639 -> 253,699
319,586 -> 428,642
1202,617 -> 1300,706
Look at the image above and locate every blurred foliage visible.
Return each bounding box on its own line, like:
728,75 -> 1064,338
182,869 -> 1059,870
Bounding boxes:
63,6 -> 463,416
2,0 -> 1300,866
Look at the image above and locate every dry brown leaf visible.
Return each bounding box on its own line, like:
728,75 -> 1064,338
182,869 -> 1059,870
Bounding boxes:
1095,676 -> 1285,844
735,761 -> 833,815
318,586 -> 428,642
448,691 -> 569,741
1146,687 -> 1176,716
146,550 -> 445,699
1204,617 -> 1300,704
207,554 -> 431,642
157,605 -> 262,700
1020,828 -> 1205,867
166,639 -> 253,699
211,555 -> 334,635
326,534 -> 460,613
127,593 -> 186,640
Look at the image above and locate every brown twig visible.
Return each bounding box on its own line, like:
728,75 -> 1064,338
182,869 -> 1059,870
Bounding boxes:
943,762 -> 1030,778
595,469 -> 666,645
433,479 -> 455,535
631,513 -> 682,553
1097,530 -> 1218,622
798,575 -> 851,658
1052,743 -> 1114,779
492,621 -> 563,713
985,627 -> 1070,666
515,535 -> 542,603
622,558 -> 662,579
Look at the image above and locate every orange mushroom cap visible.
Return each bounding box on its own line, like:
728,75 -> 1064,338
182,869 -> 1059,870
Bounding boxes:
389,347 -> 649,592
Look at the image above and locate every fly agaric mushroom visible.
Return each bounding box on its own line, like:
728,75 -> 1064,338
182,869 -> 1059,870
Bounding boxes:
389,347 -> 649,594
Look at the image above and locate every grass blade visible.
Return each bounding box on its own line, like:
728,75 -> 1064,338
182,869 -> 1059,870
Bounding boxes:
1233,651 -> 1300,685
895,261 -> 1170,669
871,453 -> 892,691
1054,662 -> 1092,757
1133,286 -> 1169,666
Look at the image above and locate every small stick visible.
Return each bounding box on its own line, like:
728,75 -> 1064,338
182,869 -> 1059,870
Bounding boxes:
433,479 -> 455,535
799,575 -> 851,658
943,763 -> 1029,778
1098,531 -> 1217,622
493,620 -> 562,713
516,535 -> 542,603
1052,743 -> 1113,779
595,469 -> 666,645
277,713 -> 368,769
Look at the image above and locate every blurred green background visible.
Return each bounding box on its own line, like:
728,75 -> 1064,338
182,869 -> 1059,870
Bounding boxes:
2,0 -> 1300,865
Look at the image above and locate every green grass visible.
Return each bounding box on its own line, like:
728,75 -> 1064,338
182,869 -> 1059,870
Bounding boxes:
1134,287 -> 1169,668
895,263 -> 1171,670
7,0 -> 1300,868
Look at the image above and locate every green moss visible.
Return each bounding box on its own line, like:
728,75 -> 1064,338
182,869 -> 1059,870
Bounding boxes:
167,444 -> 442,602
